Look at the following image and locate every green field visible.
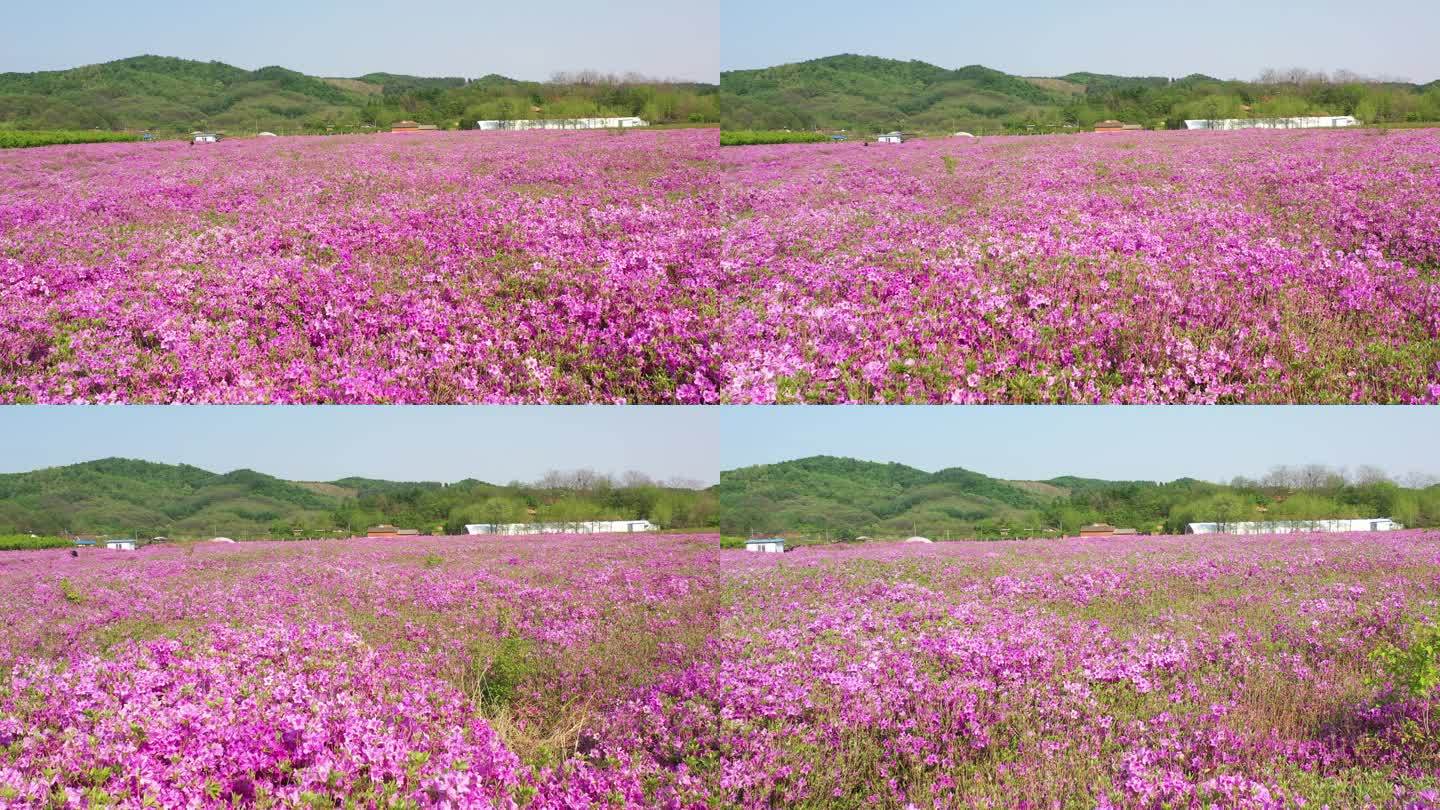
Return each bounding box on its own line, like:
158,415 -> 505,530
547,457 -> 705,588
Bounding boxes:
720,129 -> 831,146
0,534 -> 71,551
0,130 -> 142,149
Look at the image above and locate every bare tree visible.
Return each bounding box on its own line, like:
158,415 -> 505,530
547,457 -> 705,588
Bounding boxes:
621,470 -> 655,489
1350,465 -> 1391,486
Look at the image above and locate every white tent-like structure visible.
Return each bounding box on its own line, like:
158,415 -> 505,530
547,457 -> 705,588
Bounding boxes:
904,536 -> 934,544
209,537 -> 237,544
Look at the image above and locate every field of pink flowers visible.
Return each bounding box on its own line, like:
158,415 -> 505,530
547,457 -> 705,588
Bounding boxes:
711,532 -> 1440,808
0,534 -> 718,807
718,130 -> 1440,403
0,130 -> 720,403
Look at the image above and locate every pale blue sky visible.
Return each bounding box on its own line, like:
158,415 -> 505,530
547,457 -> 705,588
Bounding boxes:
0,407 -> 719,486
1,1 -> 718,82
720,407 -> 1440,483
722,0 -> 1440,82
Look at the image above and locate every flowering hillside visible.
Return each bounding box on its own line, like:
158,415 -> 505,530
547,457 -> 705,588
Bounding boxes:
709,532 -> 1440,807
0,534 -> 718,806
0,130 -> 720,403
718,130 -> 1440,403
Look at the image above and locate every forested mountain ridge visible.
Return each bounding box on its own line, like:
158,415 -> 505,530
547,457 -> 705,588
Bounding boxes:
720,53 -> 1440,133
0,55 -> 719,133
719,455 -> 1440,540
0,458 -> 716,538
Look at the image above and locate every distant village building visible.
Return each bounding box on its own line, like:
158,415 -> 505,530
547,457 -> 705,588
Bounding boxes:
744,537 -> 785,553
1078,524 -> 1139,537
876,131 -> 908,144
72,537 -> 98,547
1183,116 -> 1358,131
390,121 -> 440,133
1094,121 -> 1144,133
104,540 -> 137,551
463,519 -> 656,536
475,117 -> 647,131
367,524 -> 401,537
192,133 -> 219,144
1186,518 -> 1400,535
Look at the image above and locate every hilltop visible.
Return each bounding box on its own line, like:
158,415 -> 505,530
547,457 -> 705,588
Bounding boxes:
718,456 -> 1440,540
0,458 -> 716,539
719,53 -> 1440,133
0,55 -> 719,134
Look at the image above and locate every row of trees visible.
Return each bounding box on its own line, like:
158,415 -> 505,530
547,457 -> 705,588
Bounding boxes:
357,76 -> 718,131
1055,466 -> 1440,536
283,469 -> 717,538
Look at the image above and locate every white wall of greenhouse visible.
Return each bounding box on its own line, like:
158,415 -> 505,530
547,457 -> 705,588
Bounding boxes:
1183,116 -> 1359,131
1186,518 -> 1400,535
464,519 -> 656,535
475,117 -> 647,131
744,539 -> 785,553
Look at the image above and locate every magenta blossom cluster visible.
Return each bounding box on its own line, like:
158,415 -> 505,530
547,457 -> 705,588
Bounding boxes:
717,130 -> 1440,403
0,534 -> 719,807
707,531 -> 1440,807
0,130 -> 721,403
1,622 -> 525,807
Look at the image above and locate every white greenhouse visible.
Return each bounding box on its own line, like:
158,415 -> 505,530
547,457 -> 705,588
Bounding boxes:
1186,518 -> 1400,535
464,519 -> 656,536
1183,116 -> 1358,131
475,117 -> 647,131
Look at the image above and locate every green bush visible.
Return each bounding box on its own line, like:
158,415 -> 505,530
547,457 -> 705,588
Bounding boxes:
0,534 -> 70,551
720,130 -> 830,146
1372,621 -> 1440,698
0,131 -> 142,149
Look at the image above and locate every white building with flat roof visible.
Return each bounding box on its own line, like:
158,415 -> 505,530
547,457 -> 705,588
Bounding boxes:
1187,518 -> 1400,535
1184,116 -> 1358,131
475,117 -> 647,131
464,519 -> 656,535
744,538 -> 785,553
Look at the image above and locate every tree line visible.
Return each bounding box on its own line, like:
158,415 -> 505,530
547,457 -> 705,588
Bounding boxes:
1050,465 -> 1440,537
319,469 -> 717,538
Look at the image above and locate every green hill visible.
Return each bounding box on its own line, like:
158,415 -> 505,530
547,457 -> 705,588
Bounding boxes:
720,456 -> 1440,541
720,53 -> 1440,134
0,55 -> 719,134
0,458 -> 717,539
718,455 -> 1062,539
0,458 -> 339,538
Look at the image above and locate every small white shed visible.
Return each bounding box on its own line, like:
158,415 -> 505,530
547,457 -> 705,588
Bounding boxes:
193,133 -> 219,144
744,538 -> 785,553
877,131 -> 906,144
105,540 -> 137,551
